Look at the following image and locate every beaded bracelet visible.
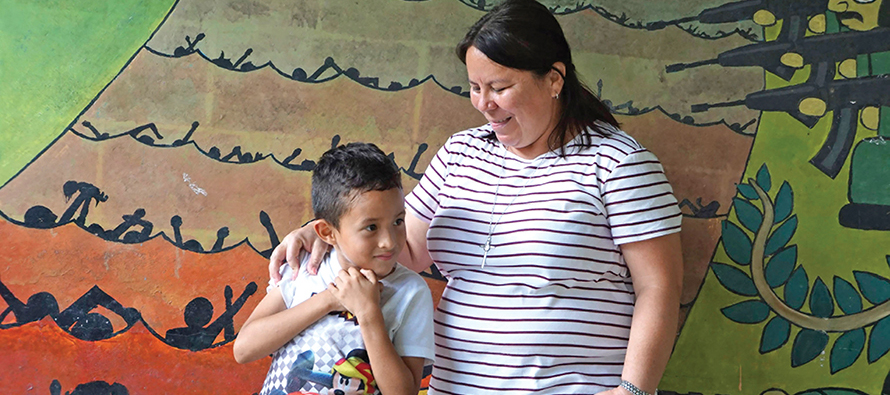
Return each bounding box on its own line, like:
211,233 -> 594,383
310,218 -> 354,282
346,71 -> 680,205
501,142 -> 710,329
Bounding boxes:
620,380 -> 655,395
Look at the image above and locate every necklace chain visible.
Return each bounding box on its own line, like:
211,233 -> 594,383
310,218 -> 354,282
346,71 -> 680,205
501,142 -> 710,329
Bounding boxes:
480,156 -> 544,268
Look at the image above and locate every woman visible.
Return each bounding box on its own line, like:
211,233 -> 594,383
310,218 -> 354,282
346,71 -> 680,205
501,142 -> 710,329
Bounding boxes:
269,1 -> 683,394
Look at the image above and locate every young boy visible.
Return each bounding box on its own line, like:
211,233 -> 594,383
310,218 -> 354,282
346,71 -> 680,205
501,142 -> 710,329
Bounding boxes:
233,143 -> 435,395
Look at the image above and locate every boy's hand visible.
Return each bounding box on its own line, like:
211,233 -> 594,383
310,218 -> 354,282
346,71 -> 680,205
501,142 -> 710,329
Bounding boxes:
329,268 -> 384,320
317,289 -> 345,313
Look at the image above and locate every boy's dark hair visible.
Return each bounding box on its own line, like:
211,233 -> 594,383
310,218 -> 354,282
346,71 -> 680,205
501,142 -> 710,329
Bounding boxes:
311,142 -> 402,228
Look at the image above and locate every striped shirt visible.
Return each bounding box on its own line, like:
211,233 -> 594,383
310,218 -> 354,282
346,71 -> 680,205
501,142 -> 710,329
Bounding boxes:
404,123 -> 681,394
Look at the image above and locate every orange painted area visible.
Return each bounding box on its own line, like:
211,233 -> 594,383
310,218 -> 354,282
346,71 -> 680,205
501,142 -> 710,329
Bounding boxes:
0,213 -> 447,335
0,217 -> 266,335
0,319 -> 269,394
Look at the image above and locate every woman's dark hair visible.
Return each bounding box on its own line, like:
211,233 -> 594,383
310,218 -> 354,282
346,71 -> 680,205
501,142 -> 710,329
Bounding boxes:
312,142 -> 402,228
457,0 -> 618,156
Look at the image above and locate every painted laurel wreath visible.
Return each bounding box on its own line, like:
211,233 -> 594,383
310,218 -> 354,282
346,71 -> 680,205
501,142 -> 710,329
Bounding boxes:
714,164 -> 890,374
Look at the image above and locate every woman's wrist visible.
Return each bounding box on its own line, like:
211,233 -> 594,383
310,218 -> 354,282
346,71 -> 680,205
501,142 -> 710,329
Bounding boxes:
620,380 -> 655,395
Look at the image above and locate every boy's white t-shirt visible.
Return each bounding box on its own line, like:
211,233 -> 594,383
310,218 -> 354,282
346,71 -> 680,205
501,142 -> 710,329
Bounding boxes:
259,250 -> 435,395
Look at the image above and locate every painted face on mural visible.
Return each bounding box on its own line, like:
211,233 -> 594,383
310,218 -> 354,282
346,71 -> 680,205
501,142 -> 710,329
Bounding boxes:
829,0 -> 884,31
465,46 -> 564,159
326,188 -> 406,278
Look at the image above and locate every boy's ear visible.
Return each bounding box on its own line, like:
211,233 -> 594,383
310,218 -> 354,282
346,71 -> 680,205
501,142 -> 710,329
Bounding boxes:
313,219 -> 337,245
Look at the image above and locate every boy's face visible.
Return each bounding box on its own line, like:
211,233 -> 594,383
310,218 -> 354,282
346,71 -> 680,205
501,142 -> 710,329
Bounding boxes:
326,188 -> 406,277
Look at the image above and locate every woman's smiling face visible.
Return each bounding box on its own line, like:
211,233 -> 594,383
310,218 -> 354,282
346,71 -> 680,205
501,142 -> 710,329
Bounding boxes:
465,46 -> 564,159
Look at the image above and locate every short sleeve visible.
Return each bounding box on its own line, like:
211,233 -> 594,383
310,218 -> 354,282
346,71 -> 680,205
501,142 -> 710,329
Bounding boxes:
602,149 -> 682,245
267,252 -> 311,308
405,139 -> 453,223
391,282 -> 436,365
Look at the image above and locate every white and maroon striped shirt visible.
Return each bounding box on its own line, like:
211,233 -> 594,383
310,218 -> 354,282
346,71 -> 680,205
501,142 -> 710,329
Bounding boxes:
405,123 -> 681,394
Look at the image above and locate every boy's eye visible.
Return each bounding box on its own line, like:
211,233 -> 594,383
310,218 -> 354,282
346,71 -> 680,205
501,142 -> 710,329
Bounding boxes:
365,224 -> 377,231
394,218 -> 405,226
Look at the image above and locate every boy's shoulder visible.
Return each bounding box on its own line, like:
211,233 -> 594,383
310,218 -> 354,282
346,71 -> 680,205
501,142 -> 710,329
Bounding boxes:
382,263 -> 432,297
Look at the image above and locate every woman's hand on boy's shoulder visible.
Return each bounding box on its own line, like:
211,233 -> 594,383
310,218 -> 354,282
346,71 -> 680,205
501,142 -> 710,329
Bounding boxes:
269,221 -> 330,282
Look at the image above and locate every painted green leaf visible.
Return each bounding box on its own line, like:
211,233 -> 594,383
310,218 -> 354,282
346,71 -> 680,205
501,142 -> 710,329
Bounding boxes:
722,220 -> 752,266
733,197 -> 763,233
765,245 -> 797,288
765,215 -> 798,256
785,266 -> 809,310
737,183 -> 759,200
773,181 -> 793,224
810,277 -> 835,318
721,299 -> 770,324
711,263 -> 758,296
759,315 -> 790,353
830,329 -> 865,374
868,315 -> 890,363
756,163 -> 772,192
853,271 -> 890,305
833,276 -> 863,314
791,329 -> 829,367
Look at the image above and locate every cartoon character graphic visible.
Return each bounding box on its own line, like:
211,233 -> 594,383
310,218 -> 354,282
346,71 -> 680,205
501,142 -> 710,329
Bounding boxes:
329,350 -> 377,395
279,349 -> 379,395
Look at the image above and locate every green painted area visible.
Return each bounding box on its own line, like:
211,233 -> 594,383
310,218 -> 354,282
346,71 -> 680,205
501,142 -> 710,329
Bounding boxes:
662,20 -> 890,395
0,0 -> 176,186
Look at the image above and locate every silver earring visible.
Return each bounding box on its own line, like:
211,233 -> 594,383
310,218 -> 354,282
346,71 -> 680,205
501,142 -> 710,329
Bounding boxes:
554,93 -> 559,100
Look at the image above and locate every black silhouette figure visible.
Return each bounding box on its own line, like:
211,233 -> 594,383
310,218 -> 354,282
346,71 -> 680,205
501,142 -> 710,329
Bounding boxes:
105,209 -> 153,243
212,48 -> 253,70
403,143 -> 429,180
0,280 -> 59,328
207,146 -> 222,160
679,198 -> 721,218
259,211 -> 279,259
281,148 -> 316,171
220,146 -> 265,163
128,124 -> 164,145
23,205 -> 58,228
170,215 -> 205,252
58,181 -> 108,226
79,120 -> 109,140
172,121 -> 199,147
164,282 -> 258,351
211,227 -> 230,252
307,57 -> 337,81
54,285 -> 141,341
173,32 -> 205,57
343,67 -> 379,88
51,379 -> 129,395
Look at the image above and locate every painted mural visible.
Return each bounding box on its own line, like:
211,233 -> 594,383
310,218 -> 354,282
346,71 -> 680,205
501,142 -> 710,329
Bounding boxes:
1,0 -> 888,394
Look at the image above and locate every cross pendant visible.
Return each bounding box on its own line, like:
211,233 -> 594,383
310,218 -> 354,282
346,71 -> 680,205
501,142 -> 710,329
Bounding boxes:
480,236 -> 495,268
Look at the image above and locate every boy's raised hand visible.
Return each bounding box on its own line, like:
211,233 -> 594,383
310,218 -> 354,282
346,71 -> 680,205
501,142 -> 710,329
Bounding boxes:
328,268 -> 384,320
